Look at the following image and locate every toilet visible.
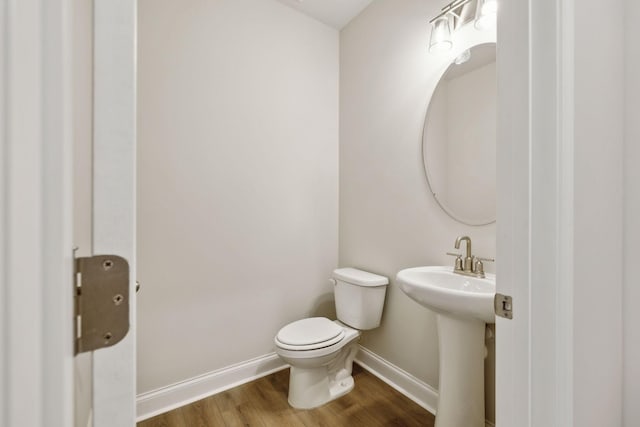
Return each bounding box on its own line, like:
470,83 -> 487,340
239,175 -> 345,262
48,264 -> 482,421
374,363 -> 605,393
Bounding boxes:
274,268 -> 388,409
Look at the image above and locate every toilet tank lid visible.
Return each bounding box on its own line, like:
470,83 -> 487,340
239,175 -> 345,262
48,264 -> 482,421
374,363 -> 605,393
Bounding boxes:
333,268 -> 388,287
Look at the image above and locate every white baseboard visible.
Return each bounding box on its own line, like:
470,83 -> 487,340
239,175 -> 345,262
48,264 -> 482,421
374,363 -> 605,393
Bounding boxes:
136,353 -> 287,422
354,345 -> 439,415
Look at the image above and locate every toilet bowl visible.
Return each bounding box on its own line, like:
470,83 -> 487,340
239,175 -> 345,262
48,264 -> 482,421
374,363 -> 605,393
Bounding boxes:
275,318 -> 360,409
274,268 -> 388,409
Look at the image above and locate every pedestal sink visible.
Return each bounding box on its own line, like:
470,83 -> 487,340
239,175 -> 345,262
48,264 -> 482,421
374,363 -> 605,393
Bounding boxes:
396,266 -> 495,427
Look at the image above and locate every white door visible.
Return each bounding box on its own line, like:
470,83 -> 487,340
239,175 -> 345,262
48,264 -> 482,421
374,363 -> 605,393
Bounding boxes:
496,0 -> 534,424
1,0 -> 136,423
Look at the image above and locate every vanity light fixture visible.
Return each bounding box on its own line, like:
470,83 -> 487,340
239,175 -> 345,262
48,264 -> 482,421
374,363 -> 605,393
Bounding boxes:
474,0 -> 498,30
428,0 -> 498,53
429,16 -> 453,52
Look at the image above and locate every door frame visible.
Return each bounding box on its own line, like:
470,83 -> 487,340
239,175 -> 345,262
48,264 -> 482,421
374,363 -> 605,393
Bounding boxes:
1,1 -> 137,426
1,0 -> 74,426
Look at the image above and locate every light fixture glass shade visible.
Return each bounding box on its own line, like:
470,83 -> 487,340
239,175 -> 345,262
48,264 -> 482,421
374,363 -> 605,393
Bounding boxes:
475,0 -> 498,30
429,16 -> 453,53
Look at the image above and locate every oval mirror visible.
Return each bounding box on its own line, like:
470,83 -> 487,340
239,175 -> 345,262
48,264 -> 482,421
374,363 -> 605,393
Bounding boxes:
422,42 -> 496,226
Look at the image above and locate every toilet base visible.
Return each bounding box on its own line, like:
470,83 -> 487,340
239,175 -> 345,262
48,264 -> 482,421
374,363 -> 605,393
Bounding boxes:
286,335 -> 360,409
329,374 -> 355,401
287,366 -> 355,409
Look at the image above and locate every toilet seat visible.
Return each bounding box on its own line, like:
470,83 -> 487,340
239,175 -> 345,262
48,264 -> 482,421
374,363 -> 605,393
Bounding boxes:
275,317 -> 345,351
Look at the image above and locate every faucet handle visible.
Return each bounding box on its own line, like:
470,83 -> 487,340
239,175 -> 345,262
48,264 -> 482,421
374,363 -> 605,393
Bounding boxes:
446,252 -> 463,271
473,257 -> 494,277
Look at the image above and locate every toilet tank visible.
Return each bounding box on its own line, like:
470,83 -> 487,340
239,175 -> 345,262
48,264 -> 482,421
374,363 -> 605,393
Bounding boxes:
332,268 -> 388,330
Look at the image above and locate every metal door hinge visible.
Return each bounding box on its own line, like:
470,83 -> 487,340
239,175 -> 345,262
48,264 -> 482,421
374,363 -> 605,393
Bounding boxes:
494,293 -> 513,319
74,255 -> 130,355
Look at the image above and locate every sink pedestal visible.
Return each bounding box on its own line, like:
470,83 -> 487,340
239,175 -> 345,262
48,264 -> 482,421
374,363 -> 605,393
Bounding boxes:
395,266 -> 494,427
436,314 -> 485,427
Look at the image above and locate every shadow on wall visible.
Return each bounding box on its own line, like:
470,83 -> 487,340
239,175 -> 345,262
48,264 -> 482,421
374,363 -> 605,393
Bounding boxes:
485,323 -> 495,422
311,293 -> 337,320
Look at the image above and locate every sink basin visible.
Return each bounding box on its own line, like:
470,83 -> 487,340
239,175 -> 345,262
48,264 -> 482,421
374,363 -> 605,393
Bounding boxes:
396,266 -> 495,323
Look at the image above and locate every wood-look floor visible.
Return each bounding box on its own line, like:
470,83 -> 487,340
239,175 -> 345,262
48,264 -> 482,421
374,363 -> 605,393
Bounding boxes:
138,364 -> 435,427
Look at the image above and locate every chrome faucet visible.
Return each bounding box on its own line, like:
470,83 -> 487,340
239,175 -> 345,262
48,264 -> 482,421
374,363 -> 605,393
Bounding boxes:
446,235 -> 494,278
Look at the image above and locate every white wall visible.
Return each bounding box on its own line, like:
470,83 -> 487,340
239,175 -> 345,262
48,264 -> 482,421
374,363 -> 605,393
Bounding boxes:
136,0 -> 339,394
624,0 -> 640,425
339,0 -> 495,420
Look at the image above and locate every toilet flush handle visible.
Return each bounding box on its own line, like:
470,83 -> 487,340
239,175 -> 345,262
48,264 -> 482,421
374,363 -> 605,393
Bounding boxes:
329,278 -> 337,286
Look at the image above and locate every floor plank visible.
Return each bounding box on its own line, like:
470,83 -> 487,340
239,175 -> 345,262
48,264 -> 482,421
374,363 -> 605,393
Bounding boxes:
138,364 -> 435,427
181,398 -> 226,427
